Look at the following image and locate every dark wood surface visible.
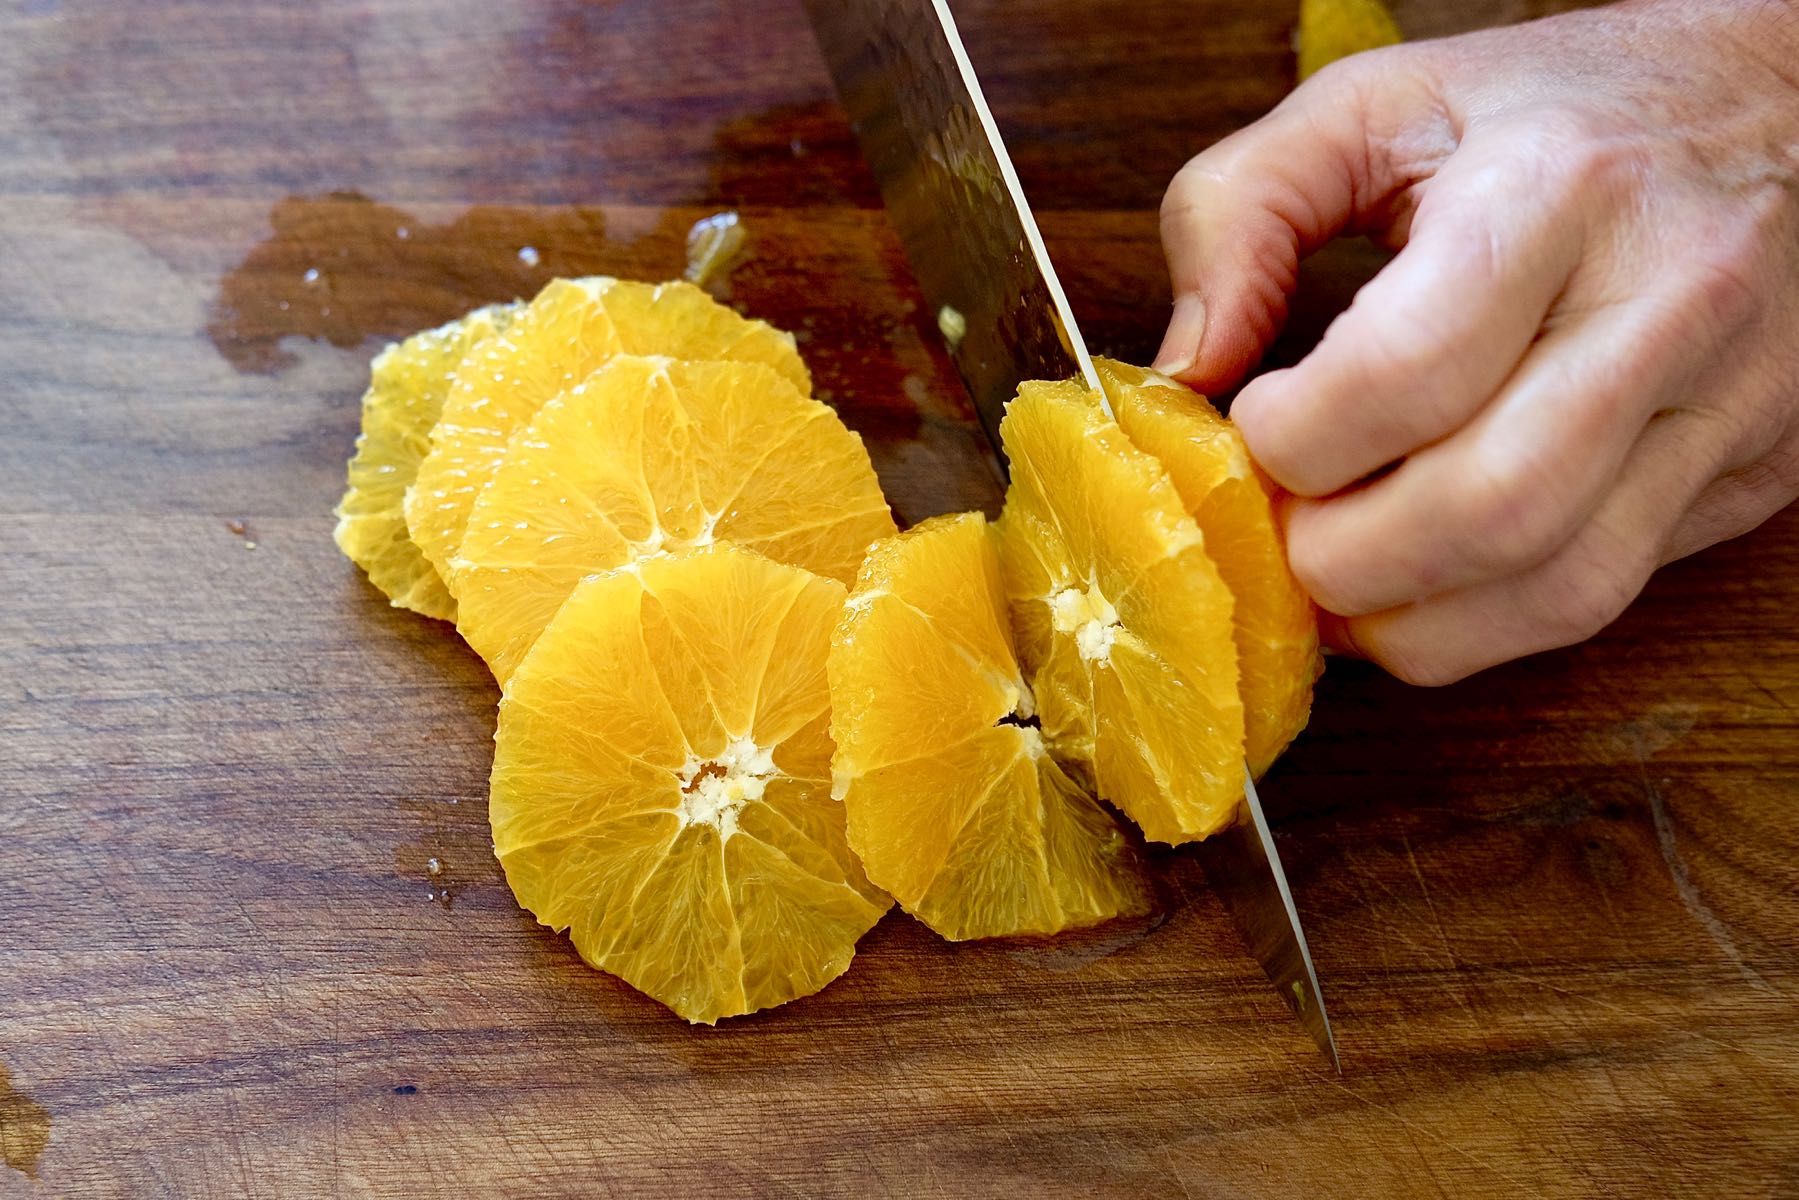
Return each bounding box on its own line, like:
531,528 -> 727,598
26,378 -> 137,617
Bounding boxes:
3,0 -> 1796,1196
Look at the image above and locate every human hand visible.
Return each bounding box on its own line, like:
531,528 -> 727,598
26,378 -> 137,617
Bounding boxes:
1154,0 -> 1799,685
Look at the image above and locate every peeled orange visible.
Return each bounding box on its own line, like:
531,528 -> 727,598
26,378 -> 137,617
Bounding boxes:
829,513 -> 1148,940
1100,360 -> 1320,776
450,355 -> 893,684
333,304 -> 517,620
490,544 -> 891,1024
404,277 -> 809,588
994,380 -> 1247,845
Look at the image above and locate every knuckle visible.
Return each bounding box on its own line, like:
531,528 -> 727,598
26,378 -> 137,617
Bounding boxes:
1285,522 -> 1361,614
1768,434 -> 1799,495
1379,643 -> 1468,689
1296,54 -> 1369,97
1329,307 -> 1435,382
1347,316 -> 1473,429
1232,377 -> 1311,488
1160,160 -> 1207,223
1538,552 -> 1645,646
1299,41 -> 1412,97
1507,107 -> 1648,205
1162,138 -> 1254,222
1450,450 -> 1573,575
1670,225 -> 1767,344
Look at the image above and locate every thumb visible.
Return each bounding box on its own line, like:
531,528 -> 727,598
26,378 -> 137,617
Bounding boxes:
1154,54 -> 1449,393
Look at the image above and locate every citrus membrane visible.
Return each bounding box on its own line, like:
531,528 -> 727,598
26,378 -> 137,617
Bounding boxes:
450,355 -> 893,684
490,544 -> 891,1024
829,513 -> 1149,939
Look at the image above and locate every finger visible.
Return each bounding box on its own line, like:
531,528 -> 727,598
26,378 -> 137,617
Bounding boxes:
1337,407 -> 1732,685
1663,462 -> 1799,564
1285,293 -> 1708,617
1229,130 -> 1585,498
1154,52 -> 1454,393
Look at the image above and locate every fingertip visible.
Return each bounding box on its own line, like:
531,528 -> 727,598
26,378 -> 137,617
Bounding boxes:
1334,603 -> 1489,688
1279,494 -> 1376,617
1151,294 -> 1207,378
1225,368 -> 1311,491
1182,300 -> 1279,394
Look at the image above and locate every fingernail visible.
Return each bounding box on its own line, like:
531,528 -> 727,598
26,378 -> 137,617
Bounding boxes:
1153,295 -> 1206,376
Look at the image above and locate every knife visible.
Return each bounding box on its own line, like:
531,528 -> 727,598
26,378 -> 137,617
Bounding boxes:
802,0 -> 1339,1069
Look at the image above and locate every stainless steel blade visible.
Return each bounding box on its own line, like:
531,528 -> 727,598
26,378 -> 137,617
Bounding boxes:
1196,773 -> 1340,1070
803,0 -> 1338,1070
800,0 -> 1102,453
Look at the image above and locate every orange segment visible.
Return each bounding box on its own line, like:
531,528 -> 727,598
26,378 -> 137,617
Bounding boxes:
994,381 -> 1246,845
595,278 -> 809,387
490,544 -> 891,1025
404,277 -> 809,587
450,355 -> 894,684
829,513 -> 1148,940
332,303 -> 516,620
1100,360 -> 1321,775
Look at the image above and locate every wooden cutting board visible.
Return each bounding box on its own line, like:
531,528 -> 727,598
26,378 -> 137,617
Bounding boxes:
2,0 -> 1795,1195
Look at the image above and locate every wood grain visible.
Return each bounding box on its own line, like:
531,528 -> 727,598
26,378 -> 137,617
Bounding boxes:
2,0 -> 1796,1196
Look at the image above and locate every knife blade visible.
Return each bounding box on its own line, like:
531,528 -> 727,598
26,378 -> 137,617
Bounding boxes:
800,0 -> 1102,450
802,0 -> 1338,1069
1195,773 -> 1340,1070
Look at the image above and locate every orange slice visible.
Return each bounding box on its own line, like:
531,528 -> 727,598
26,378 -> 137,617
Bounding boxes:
450,355 -> 893,684
828,513 -> 1149,940
1100,360 -> 1321,775
404,277 -> 809,587
490,544 -> 891,1024
332,303 -> 516,620
994,381 -> 1246,844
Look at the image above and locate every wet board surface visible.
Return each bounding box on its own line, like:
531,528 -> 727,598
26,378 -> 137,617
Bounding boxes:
2,0 -> 1797,1196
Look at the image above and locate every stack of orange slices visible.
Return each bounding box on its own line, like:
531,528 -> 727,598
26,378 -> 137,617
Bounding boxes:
335,275 -> 1318,1024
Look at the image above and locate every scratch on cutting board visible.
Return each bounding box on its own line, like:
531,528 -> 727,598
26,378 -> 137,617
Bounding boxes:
1613,702 -> 1770,988
1300,1066 -> 1533,1193
1602,702 -> 1770,987
1641,776 -> 1770,989
0,1061 -> 51,1180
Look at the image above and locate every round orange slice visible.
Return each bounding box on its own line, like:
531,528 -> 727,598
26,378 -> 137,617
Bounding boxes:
1099,359 -> 1321,776
404,276 -> 809,588
994,380 -> 1246,845
829,512 -> 1148,940
490,544 -> 891,1024
333,303 -> 517,620
450,355 -> 894,685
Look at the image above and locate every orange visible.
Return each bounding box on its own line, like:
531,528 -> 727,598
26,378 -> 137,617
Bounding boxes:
490,544 -> 891,1024
450,355 -> 893,684
333,303 -> 516,620
404,277 -> 809,588
1296,0 -> 1402,80
993,380 -> 1246,844
828,513 -> 1149,940
1100,360 -> 1320,776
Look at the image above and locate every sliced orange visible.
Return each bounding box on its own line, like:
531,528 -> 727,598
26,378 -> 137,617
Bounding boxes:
450,355 -> 893,684
1099,360 -> 1321,776
490,544 -> 891,1024
828,513 -> 1149,940
994,381 -> 1246,845
332,303 -> 516,620
404,277 -> 809,588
